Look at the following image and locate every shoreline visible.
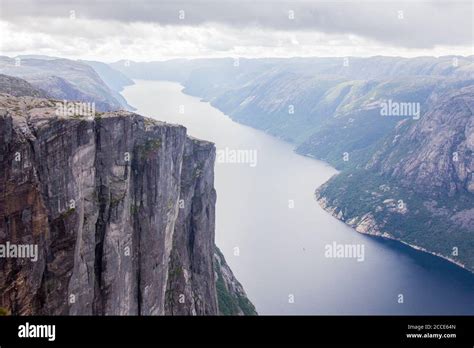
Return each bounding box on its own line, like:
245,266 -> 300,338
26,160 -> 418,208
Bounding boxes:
164,80 -> 474,276
316,195 -> 474,275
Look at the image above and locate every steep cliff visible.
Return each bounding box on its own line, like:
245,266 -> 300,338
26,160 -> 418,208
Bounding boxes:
0,93 -> 254,315
164,135 -> 218,315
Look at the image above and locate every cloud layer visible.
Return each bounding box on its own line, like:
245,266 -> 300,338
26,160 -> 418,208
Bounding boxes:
0,0 -> 472,60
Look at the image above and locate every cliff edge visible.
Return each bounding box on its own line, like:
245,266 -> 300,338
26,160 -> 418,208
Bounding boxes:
0,93 -> 255,315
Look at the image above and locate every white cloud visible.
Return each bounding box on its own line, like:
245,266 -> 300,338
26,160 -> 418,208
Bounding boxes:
0,16 -> 472,62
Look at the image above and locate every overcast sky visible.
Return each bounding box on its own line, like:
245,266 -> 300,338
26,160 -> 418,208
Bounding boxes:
0,0 -> 472,61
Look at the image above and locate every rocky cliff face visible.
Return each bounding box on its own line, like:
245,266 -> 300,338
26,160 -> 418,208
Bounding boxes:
165,136 -> 218,315
0,93 -> 254,315
366,85 -> 474,196
315,86 -> 474,272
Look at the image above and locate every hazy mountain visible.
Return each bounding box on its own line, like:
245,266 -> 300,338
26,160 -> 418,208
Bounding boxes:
112,56 -> 474,272
113,57 -> 473,166
0,74 -> 48,98
112,56 -> 473,82
15,55 -> 61,60
0,56 -> 128,111
81,60 -> 135,110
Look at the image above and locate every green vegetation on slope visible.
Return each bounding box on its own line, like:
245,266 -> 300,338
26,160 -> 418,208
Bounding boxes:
317,170 -> 474,270
214,247 -> 257,316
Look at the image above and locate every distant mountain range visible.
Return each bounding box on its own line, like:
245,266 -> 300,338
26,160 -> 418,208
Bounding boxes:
0,56 -> 134,111
111,56 -> 474,272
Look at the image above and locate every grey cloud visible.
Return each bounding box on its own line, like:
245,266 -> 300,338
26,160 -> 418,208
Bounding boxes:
0,0 -> 472,48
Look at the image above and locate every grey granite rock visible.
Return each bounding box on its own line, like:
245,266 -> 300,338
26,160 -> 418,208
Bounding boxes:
0,94 -> 255,315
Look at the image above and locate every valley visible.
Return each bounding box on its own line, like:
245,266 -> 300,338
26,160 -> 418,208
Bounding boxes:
122,79 -> 474,315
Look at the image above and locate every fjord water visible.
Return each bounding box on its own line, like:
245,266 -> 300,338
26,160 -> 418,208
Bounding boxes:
122,80 -> 474,315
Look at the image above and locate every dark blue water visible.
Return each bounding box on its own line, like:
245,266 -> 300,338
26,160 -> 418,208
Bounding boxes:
123,80 -> 474,315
